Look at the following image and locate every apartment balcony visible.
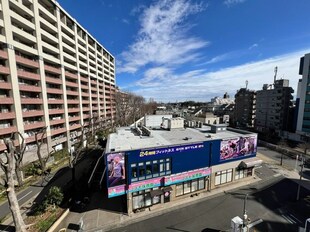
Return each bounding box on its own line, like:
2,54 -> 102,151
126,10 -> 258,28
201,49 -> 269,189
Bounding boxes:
0,50 -> 8,59
0,66 -> 10,75
51,127 -> 67,136
80,76 -> 88,83
46,88 -> 63,94
0,112 -> 16,120
69,124 -> 81,131
66,81 -> 79,88
51,136 -> 67,146
69,116 -> 81,122
65,71 -> 78,80
0,97 -> 14,104
19,84 -> 41,92
80,84 -> 88,90
48,99 -> 64,104
15,55 -> 39,68
49,118 -> 65,126
23,110 -> 44,117
21,98 -> 43,104
17,70 -> 40,81
0,82 -> 12,90
44,64 -> 62,74
0,125 -> 17,136
24,121 -> 46,131
92,107 -> 99,111
49,109 -> 65,115
45,77 -> 62,85
68,108 -> 80,113
0,143 -> 6,151
82,100 -> 90,104
83,114 -> 90,119
66,90 -> 79,96
67,99 -> 79,104
83,107 -> 90,111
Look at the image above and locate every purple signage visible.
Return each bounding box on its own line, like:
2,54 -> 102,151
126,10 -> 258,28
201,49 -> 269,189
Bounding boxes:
127,177 -> 163,193
139,143 -> 204,158
164,168 -> 211,186
108,184 -> 126,198
220,135 -> 257,161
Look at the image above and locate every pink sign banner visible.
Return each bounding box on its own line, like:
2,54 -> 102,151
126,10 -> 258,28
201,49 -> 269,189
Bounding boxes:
108,184 -> 126,198
127,177 -> 163,193
164,168 -> 211,186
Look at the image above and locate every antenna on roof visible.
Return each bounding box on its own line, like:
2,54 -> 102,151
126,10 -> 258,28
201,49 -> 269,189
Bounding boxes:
245,80 -> 248,89
274,66 -> 278,84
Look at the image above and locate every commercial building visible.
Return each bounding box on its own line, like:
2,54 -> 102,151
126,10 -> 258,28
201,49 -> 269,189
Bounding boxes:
255,79 -> 294,134
296,53 -> 310,139
234,88 -> 256,128
105,116 -> 260,214
0,0 -> 115,160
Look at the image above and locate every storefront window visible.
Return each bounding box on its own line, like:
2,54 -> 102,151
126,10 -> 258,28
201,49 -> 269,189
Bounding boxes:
132,188 -> 162,210
235,168 -> 253,180
175,178 -> 206,197
215,169 -> 233,186
176,183 -> 183,196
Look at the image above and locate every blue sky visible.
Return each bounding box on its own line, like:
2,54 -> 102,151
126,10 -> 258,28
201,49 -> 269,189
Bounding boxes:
58,0 -> 310,102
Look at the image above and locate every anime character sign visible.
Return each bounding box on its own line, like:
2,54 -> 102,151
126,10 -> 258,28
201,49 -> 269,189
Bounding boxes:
220,136 -> 257,161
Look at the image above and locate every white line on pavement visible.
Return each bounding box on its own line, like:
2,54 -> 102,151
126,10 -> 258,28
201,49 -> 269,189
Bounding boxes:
17,191 -> 33,202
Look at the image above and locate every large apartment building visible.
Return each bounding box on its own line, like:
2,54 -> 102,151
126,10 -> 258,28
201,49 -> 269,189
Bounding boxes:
0,0 -> 116,160
296,53 -> 310,139
234,88 -> 256,128
255,79 -> 293,134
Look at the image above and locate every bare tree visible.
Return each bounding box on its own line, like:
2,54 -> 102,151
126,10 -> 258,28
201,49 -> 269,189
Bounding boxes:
35,127 -> 52,174
0,134 -> 27,232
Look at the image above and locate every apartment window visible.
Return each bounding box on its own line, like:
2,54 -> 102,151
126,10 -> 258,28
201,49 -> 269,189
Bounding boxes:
215,169 -> 233,186
175,178 -> 205,197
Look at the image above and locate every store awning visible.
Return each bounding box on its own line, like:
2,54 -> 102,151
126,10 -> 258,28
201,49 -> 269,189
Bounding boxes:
150,189 -> 163,197
163,186 -> 173,192
239,158 -> 263,169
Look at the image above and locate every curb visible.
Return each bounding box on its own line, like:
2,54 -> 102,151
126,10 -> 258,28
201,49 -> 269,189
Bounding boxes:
48,209 -> 70,232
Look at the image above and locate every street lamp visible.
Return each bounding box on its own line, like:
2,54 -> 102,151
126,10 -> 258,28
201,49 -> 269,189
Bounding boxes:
242,194 -> 248,231
296,151 -> 306,201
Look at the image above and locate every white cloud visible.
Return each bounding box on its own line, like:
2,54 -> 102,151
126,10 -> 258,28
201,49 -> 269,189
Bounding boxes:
129,49 -> 308,102
248,43 -> 258,50
118,0 -> 208,73
122,19 -> 130,24
224,0 -> 246,6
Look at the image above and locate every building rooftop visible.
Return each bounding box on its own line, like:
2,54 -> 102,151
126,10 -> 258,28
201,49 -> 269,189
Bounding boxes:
106,125 -> 255,153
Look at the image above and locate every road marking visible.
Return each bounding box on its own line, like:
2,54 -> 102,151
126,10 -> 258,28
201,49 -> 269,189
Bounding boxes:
282,215 -> 295,224
17,191 -> 33,202
289,214 -> 302,224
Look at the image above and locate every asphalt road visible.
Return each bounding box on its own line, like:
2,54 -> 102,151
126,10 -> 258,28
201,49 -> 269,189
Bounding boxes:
257,146 -> 310,179
109,176 -> 309,232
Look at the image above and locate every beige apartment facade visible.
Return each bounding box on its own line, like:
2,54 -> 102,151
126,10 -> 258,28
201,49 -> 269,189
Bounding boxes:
0,0 -> 116,161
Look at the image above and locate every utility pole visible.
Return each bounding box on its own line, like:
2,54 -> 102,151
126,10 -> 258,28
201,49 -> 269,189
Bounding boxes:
242,194 -> 248,231
296,156 -> 305,201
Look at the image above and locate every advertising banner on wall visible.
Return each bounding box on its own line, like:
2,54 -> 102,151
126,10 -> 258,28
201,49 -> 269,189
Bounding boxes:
220,135 -> 257,161
127,177 -> 163,193
108,185 -> 126,198
164,167 -> 211,186
107,152 -> 126,198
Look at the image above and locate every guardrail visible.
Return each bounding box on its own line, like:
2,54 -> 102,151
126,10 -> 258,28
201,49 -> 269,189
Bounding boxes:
88,154 -> 104,188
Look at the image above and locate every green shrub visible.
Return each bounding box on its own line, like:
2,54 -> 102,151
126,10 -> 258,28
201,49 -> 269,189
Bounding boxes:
23,162 -> 42,177
45,186 -> 64,206
52,149 -> 69,161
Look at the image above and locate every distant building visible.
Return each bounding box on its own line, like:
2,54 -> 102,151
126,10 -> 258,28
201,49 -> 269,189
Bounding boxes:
255,79 -> 294,134
234,88 -> 256,128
